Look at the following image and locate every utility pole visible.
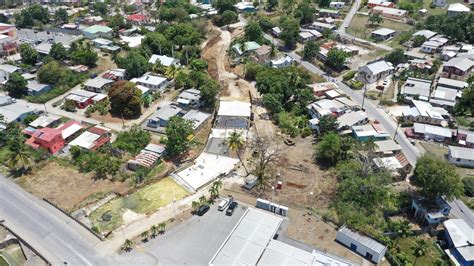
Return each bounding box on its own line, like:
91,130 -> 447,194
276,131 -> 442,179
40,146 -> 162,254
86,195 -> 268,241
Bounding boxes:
361,84 -> 367,111
393,118 -> 400,140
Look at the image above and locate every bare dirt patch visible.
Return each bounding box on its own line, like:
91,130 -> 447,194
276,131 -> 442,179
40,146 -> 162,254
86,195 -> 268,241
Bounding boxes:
16,161 -> 131,211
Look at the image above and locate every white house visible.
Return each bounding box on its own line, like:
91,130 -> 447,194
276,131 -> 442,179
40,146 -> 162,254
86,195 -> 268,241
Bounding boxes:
447,3 -> 470,16
448,146 -> 474,167
131,73 -> 169,91
0,64 -> 20,84
215,101 -> 251,129
148,54 -> 181,67
371,28 -> 396,41
329,1 -> 345,9
400,77 -> 432,101
357,60 -> 394,84
299,30 -> 323,42
336,226 -> 388,264
271,56 -> 294,68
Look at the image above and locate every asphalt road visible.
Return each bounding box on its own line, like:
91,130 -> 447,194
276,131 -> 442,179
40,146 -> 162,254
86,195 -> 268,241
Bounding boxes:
0,175 -> 110,265
287,52 -> 421,165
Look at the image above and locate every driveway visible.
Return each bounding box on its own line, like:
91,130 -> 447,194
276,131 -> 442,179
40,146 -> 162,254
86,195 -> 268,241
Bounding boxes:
122,202 -> 247,265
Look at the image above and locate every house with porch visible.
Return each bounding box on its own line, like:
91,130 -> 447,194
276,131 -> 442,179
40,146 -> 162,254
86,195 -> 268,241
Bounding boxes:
357,60 -> 394,84
411,197 -> 451,226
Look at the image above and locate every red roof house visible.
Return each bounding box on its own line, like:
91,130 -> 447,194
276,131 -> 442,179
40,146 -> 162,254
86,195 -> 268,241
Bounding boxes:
25,120 -> 83,154
126,13 -> 149,25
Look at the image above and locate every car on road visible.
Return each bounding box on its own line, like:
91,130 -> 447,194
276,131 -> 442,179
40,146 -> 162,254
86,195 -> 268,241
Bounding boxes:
218,198 -> 230,211
196,205 -> 210,216
226,202 -> 238,216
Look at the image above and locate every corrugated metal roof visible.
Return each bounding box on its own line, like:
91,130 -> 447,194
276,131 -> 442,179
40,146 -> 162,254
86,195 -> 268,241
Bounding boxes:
338,226 -> 387,254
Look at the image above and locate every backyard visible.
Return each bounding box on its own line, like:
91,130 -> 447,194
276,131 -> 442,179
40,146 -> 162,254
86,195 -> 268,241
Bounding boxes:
89,177 -> 189,233
396,236 -> 447,265
347,14 -> 414,48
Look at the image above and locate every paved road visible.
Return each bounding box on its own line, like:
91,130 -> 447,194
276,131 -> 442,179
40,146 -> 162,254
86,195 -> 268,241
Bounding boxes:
0,175 -> 110,265
448,199 -> 474,229
288,52 -> 421,165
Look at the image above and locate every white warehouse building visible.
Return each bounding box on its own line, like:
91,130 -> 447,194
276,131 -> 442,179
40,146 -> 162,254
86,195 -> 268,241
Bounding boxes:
336,225 -> 388,264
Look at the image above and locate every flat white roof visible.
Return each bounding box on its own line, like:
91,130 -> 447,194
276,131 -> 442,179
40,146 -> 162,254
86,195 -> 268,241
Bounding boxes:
372,28 -> 395,36
61,123 -> 83,139
218,101 -> 251,117
69,131 -> 100,149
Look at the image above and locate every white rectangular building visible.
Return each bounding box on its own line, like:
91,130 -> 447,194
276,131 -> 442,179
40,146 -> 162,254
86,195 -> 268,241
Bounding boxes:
336,225 -> 387,264
448,146 -> 474,167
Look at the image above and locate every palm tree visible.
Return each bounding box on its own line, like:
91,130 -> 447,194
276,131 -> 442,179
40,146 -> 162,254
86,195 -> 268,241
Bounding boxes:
227,131 -> 248,174
165,65 -> 178,80
209,180 -> 223,199
122,239 -> 134,252
269,44 -> 277,60
199,195 -> 207,205
411,238 -> 428,266
151,61 -> 164,74
141,230 -> 149,242
6,125 -> 31,174
158,222 -> 166,234
150,225 -> 159,238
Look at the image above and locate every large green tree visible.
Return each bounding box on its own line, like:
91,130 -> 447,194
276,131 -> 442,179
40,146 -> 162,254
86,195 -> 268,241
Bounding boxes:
384,48 -> 407,65
244,21 -> 263,42
6,123 -> 31,174
50,43 -> 68,61
318,114 -> 339,135
142,32 -> 173,55
279,16 -> 300,49
108,81 -> 142,119
37,60 -> 70,86
412,155 -> 463,201
54,8 -> 68,23
165,116 -> 194,157
368,12 -> 383,26
315,132 -> 341,166
199,78 -> 219,108
69,41 -> 98,68
326,48 -> 348,71
115,51 -> 149,79
20,43 -> 38,65
113,125 -> 151,154
4,72 -> 27,98
303,40 -> 320,60
294,3 -> 316,25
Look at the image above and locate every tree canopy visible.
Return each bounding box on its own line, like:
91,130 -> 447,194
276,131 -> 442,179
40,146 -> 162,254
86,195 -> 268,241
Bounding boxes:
384,48 -> 407,65
108,81 -> 142,119
5,72 -> 27,98
412,155 -> 463,201
50,43 -> 68,61
326,48 -> 348,71
165,116 -> 194,157
279,16 -> 300,49
303,40 -> 320,60
115,51 -> 149,79
20,43 -> 38,65
244,21 -> 263,42
14,4 -> 49,28
113,125 -> 151,154
69,41 -> 98,68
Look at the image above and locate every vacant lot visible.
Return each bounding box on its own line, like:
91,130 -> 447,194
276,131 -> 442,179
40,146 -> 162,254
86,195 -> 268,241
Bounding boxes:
16,161 -> 132,211
348,14 -> 414,48
89,177 -> 189,233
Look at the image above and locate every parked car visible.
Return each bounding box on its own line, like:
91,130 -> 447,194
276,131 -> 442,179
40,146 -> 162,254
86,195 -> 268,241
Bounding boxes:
226,202 -> 238,216
218,198 -> 230,211
196,205 -> 210,216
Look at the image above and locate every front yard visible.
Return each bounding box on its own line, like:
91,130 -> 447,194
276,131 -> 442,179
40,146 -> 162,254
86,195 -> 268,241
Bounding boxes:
89,177 -> 189,233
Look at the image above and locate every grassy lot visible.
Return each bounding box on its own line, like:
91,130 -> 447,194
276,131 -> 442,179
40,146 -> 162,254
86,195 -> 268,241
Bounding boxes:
347,14 -> 414,48
397,236 -> 447,265
0,244 -> 26,266
0,256 -> 7,266
0,147 -> 10,165
421,0 -> 466,16
89,177 -> 189,233
419,141 -> 474,177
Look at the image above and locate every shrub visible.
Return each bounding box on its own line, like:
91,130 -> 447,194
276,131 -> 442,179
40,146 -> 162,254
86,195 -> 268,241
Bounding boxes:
463,177 -> 474,197
343,70 -> 356,81
349,80 -> 364,90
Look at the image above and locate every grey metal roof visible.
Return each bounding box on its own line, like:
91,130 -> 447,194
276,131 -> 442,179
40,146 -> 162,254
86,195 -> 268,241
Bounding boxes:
365,60 -> 393,75
401,77 -> 431,98
27,80 -> 50,92
153,104 -> 182,121
444,57 -> 474,72
437,77 -> 468,89
449,145 -> 474,160
375,139 -> 402,153
338,226 -> 387,254
182,110 -> 211,129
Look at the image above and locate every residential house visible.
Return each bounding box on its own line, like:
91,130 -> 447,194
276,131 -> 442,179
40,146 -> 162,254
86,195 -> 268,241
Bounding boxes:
337,110 -> 369,131
102,68 -> 126,81
401,100 -> 448,126
65,90 -> 107,109
271,56 -> 293,68
234,2 -> 256,12
83,77 -> 114,93
126,13 -> 149,25
251,45 -> 272,64
373,153 -> 412,177
318,8 -> 340,18
411,197 -> 451,225
131,73 -> 169,91
215,101 -> 251,129
27,80 -> 52,96
308,82 -> 339,97
456,129 -> 474,148
371,28 -> 396,41
299,30 -> 323,43
148,54 -> 181,67
432,0 -> 447,7
0,64 -> 20,84
336,226 -> 387,264
352,123 -> 389,141
437,77 -> 468,91
371,6 -> 408,20
442,219 -> 474,266
440,45 -> 461,61
412,30 -> 437,40
91,38 -> 112,49
82,16 -> 104,26
329,1 -> 345,9
441,57 -> 474,81
367,0 -> 395,8
324,89 -> 346,99
420,41 -> 443,54
182,109 -> 211,130
405,122 -> 453,142
400,77 -> 432,101
307,99 -> 348,118
308,22 -> 336,32
0,100 -> 37,124
127,143 -> 165,171
25,120 -> 82,154
0,23 -> 18,55
82,25 -> 113,39
447,3 -> 470,16
28,115 -> 60,130
429,86 -> 459,109
271,27 -> 281,37
357,60 -> 394,84
448,145 -> 474,167
231,41 -> 261,56
34,42 -> 52,56
374,139 -> 402,156
147,102 -> 183,128
176,88 -> 201,108
69,126 -> 111,150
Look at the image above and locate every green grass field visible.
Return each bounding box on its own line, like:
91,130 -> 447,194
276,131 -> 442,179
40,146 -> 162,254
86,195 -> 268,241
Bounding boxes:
89,177 -> 189,233
0,256 -> 8,266
347,14 -> 414,48
397,237 -> 447,265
